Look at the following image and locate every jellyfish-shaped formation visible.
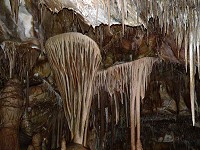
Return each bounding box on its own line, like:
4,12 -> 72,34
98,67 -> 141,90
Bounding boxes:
45,32 -> 101,145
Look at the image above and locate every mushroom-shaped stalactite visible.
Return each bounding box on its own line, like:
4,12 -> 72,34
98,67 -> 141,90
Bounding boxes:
45,32 -> 101,145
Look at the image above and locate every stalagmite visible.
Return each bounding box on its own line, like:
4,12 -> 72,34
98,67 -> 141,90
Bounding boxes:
94,57 -> 158,149
61,138 -> 67,150
32,133 -> 42,150
0,78 -> 23,150
45,32 -> 101,145
0,40 -> 39,150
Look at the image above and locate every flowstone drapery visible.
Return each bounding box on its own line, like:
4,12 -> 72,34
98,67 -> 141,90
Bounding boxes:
45,32 -> 101,145
94,57 -> 158,150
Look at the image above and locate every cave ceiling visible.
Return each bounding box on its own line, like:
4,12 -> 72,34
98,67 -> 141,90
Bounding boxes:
0,0 -> 187,63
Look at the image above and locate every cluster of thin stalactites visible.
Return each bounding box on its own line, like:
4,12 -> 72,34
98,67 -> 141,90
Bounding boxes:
1,41 -> 38,79
94,57 -> 158,149
99,0 -> 199,126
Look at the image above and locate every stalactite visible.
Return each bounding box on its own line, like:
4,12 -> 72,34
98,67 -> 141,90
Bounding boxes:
107,0 -> 111,29
121,0 -> 125,35
1,41 -> 39,79
185,30 -> 188,72
97,0 -> 200,126
45,32 -> 101,145
198,34 -> 200,78
9,0 -> 19,23
43,79 -> 62,106
94,57 -> 158,149
95,0 -> 99,24
2,41 -> 18,78
189,32 -> 195,126
21,71 -> 32,136
124,90 -> 129,127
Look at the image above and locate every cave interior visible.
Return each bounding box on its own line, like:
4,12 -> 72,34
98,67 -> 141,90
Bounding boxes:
0,0 -> 200,150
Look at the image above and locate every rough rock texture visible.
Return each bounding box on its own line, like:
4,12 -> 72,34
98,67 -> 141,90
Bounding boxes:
66,143 -> 89,150
0,78 -> 23,150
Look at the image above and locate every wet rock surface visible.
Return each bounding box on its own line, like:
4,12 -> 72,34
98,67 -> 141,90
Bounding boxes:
66,143 -> 89,150
141,115 -> 200,150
